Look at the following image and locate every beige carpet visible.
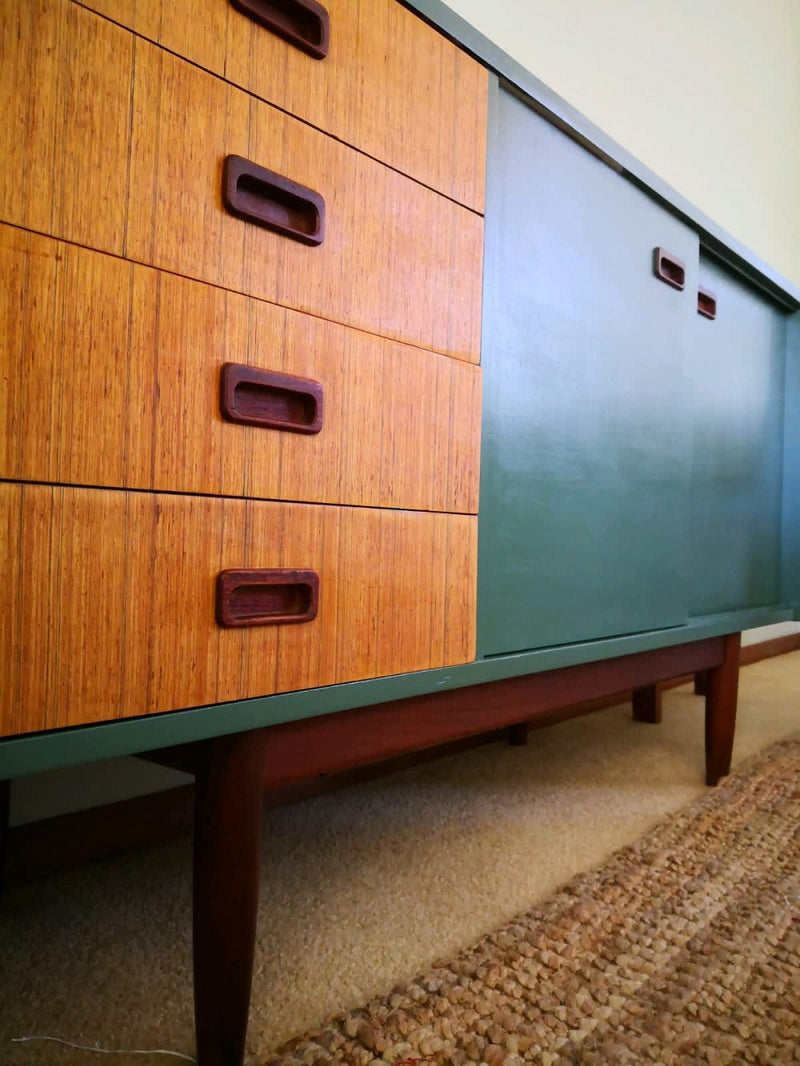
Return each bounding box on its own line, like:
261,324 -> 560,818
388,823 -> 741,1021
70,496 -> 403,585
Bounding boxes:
266,735 -> 800,1066
1,653 -> 799,1065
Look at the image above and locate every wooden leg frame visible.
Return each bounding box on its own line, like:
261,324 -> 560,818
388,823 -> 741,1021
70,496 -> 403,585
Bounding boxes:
157,633 -> 742,1065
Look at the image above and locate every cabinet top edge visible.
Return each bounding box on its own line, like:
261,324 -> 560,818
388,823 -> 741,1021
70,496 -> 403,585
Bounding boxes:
400,0 -> 800,312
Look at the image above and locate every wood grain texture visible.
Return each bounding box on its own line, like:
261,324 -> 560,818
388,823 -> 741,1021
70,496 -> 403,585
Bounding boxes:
79,0 -> 488,212
0,0 -> 483,361
0,484 -> 477,735
192,728 -> 270,1066
631,684 -> 663,724
0,0 -> 133,254
705,631 -> 741,786
0,225 -> 481,512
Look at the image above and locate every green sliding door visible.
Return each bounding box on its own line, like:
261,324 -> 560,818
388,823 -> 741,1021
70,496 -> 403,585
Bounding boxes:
689,253 -> 787,616
478,85 -> 698,656
781,313 -> 800,612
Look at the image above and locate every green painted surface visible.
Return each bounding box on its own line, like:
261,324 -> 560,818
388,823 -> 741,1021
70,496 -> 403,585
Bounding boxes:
0,604 -> 789,779
478,85 -> 698,656
689,255 -> 787,615
781,313 -> 800,608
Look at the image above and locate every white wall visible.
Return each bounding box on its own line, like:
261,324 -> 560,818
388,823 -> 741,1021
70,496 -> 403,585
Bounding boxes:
448,0 -> 800,288
741,621 -> 800,647
10,758 -> 192,826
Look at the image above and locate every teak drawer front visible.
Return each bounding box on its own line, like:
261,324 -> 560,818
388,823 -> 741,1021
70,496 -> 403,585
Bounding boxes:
80,0 -> 488,213
0,0 -> 482,362
0,226 -> 481,513
0,484 -> 478,735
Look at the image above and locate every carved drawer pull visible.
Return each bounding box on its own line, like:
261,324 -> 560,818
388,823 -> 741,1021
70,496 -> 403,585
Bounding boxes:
222,155 -> 325,246
220,364 -> 323,434
216,569 -> 320,627
229,0 -> 330,60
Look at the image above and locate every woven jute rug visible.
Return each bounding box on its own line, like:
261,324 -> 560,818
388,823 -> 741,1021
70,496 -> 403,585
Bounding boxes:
265,736 -> 800,1066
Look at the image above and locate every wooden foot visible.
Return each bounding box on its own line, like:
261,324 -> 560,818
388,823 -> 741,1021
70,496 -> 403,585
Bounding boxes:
704,633 -> 741,786
694,670 -> 709,696
632,684 -> 662,724
507,722 -> 529,746
0,780 -> 9,894
193,729 -> 269,1066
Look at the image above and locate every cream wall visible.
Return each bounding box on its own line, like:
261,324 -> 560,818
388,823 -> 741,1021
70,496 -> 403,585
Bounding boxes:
447,0 -> 800,288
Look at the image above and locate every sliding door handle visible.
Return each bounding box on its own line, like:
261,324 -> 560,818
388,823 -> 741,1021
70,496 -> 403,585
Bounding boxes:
653,247 -> 686,291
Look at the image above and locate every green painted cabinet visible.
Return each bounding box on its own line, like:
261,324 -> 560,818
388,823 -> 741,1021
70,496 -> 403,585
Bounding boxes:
478,86 -> 698,656
689,254 -> 787,616
478,84 -> 795,659
782,313 -> 800,613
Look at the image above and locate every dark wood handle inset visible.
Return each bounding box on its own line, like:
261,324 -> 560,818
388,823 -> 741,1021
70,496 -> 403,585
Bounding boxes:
229,0 -> 330,59
697,286 -> 717,320
222,155 -> 325,246
216,569 -> 319,627
220,364 -> 323,434
653,247 -> 686,291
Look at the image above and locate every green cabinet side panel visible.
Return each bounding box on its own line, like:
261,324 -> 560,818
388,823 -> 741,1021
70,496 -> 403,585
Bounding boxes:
781,312 -> 800,609
478,85 -> 698,657
689,255 -> 787,616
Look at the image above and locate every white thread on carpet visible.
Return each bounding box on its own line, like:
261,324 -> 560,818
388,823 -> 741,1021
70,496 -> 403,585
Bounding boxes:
12,1035 -> 196,1060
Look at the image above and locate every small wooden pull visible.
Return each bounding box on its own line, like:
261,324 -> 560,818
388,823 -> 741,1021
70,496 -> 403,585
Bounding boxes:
222,155 -> 325,246
229,0 -> 330,59
653,247 -> 686,291
697,286 -> 717,320
216,569 -> 319,627
220,364 -> 323,434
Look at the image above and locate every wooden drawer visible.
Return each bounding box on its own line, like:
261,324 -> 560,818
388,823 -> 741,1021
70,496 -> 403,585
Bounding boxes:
0,226 -> 481,513
0,483 -> 477,735
0,0 -> 483,362
79,0 -> 488,212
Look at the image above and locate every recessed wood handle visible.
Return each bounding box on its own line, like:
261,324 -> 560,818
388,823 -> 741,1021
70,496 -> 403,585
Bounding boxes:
229,0 -> 330,59
216,569 -> 320,627
653,247 -> 686,291
697,286 -> 717,320
222,155 -> 325,246
220,364 -> 323,434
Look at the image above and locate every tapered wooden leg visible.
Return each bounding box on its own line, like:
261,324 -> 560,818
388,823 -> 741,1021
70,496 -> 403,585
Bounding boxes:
193,729 -> 269,1066
507,722 -> 529,746
694,670 -> 709,696
632,684 -> 662,724
0,780 -> 10,894
705,632 -> 741,786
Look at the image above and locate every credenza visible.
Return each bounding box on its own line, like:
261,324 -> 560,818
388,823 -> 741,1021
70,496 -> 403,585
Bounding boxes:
1,1 -> 798,1064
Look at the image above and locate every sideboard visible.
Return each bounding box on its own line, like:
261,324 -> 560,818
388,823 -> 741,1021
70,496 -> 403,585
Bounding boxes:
1,1 -> 798,1064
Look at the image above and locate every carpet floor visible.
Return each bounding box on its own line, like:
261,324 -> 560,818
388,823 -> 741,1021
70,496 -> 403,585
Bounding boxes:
1,653 -> 799,1065
266,735 -> 800,1066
